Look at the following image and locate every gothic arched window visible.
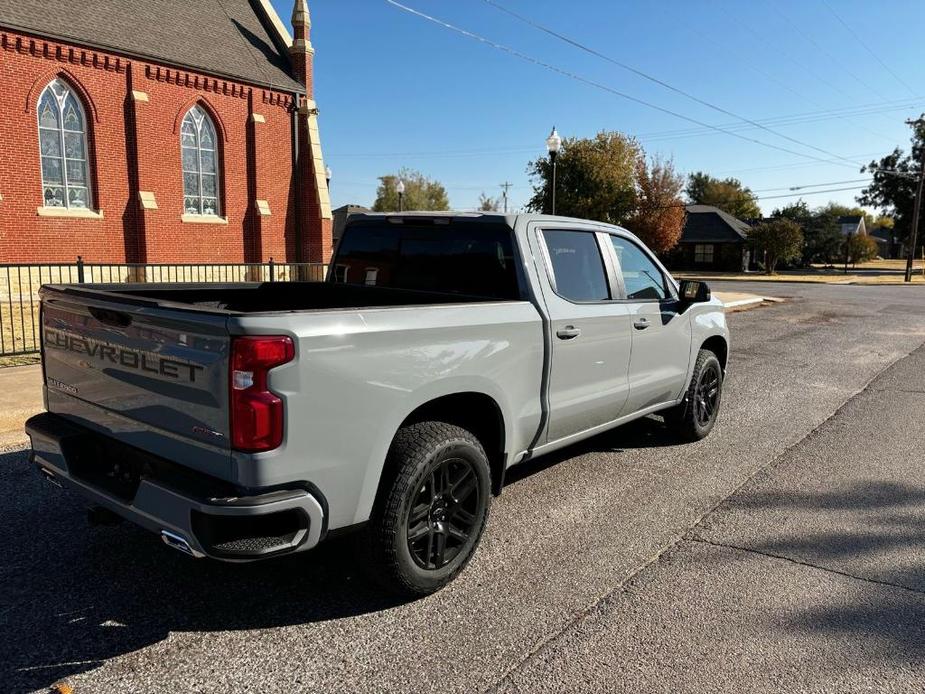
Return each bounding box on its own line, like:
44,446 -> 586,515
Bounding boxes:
37,79 -> 92,209
180,105 -> 221,216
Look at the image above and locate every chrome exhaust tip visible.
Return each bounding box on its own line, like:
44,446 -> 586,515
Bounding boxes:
39,467 -> 62,488
161,530 -> 196,557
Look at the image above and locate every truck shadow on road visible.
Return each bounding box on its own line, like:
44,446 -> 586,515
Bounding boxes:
0,417 -> 682,691
0,449 -> 406,692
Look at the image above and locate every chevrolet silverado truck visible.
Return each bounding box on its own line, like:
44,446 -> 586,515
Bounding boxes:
26,212 -> 728,595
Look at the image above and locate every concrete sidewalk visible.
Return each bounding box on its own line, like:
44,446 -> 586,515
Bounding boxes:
714,290 -> 776,310
0,364 -> 42,450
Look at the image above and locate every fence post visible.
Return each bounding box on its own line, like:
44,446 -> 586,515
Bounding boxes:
76,255 -> 85,283
269,257 -> 275,282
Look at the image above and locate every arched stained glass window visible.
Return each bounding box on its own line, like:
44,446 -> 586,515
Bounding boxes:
180,106 -> 220,216
37,79 -> 92,209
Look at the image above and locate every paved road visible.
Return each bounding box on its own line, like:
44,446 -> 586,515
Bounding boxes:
2,282 -> 924,693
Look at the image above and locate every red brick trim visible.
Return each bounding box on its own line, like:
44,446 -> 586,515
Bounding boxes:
1,32 -> 126,73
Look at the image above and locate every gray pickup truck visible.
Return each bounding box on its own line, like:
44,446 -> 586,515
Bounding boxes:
27,212 -> 728,595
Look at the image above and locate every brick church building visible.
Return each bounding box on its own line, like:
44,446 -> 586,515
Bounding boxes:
0,0 -> 333,264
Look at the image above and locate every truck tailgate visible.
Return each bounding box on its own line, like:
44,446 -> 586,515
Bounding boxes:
40,287 -> 232,461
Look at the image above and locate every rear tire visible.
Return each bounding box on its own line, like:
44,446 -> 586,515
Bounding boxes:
370,421 -> 491,597
665,349 -> 723,442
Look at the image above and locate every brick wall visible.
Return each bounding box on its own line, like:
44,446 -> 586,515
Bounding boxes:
0,30 -> 329,264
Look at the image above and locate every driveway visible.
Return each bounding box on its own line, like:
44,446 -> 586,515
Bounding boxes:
3,282 -> 925,693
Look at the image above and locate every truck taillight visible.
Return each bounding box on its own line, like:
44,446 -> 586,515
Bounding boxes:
230,336 -> 294,452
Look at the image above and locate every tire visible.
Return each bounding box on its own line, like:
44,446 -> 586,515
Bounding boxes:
369,421 -> 492,597
665,349 -> 723,442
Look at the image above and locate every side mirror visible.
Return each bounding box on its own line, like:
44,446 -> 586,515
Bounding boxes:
678,279 -> 711,307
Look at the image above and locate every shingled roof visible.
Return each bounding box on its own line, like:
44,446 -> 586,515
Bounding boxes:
0,0 -> 303,93
681,204 -> 751,243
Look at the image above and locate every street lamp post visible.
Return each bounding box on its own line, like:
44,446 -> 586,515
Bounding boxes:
546,126 -> 562,215
325,166 -> 332,190
396,178 -> 405,212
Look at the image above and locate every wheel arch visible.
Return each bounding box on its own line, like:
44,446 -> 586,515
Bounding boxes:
381,392 -> 508,503
700,334 -> 728,373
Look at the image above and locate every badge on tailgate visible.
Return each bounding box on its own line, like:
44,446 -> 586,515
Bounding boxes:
44,328 -> 206,383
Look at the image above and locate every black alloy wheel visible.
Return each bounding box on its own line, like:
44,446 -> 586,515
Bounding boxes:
664,348 -> 723,442
406,457 -> 480,570
370,421 -> 491,596
694,362 -> 720,428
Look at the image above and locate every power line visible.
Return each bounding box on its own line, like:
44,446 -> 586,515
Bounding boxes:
480,0 -> 873,168
717,0 -> 897,143
326,99 -> 922,161
385,0 -> 864,170
749,178 -> 871,193
820,0 -> 917,98
766,0 -> 890,101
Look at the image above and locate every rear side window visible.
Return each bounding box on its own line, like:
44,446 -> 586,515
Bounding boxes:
542,230 -> 610,302
333,223 -> 520,299
610,236 -> 668,301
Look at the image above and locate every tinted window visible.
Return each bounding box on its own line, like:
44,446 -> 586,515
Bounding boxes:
333,223 -> 520,299
610,236 -> 667,300
542,230 -> 610,302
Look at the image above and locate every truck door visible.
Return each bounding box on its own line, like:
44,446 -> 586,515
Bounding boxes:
530,226 -> 632,443
607,234 -> 692,415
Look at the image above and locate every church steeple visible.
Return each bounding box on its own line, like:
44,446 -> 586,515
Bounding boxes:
290,0 -> 314,92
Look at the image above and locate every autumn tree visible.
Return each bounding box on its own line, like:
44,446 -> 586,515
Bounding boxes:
748,218 -> 803,274
623,156 -> 686,253
373,168 -> 449,212
845,233 -> 879,265
686,171 -> 761,220
478,192 -> 501,212
526,131 -> 640,223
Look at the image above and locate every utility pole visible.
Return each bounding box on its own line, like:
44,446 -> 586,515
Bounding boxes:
499,181 -> 513,213
905,117 -> 925,283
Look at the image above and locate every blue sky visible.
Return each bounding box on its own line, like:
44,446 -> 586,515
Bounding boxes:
272,0 -> 925,214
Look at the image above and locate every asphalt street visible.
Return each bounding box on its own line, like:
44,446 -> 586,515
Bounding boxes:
2,281 -> 924,693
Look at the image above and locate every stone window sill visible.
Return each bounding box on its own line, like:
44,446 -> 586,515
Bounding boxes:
37,207 -> 104,219
181,214 -> 228,225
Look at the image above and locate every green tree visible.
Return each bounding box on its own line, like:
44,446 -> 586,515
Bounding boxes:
685,171 -> 761,220
526,130 -> 640,223
771,200 -> 811,223
478,192 -> 501,212
623,156 -> 686,254
748,218 -> 803,274
372,168 -> 449,212
858,116 -> 924,252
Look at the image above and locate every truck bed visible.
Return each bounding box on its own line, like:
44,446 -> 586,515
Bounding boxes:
43,281 -> 515,315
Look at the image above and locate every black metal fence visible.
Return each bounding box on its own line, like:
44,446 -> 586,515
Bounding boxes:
0,257 -> 326,358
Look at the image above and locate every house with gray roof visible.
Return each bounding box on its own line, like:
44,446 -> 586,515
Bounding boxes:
667,205 -> 754,272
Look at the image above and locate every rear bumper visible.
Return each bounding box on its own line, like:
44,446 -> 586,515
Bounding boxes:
26,412 -> 326,561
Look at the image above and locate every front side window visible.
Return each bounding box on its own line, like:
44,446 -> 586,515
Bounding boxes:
610,236 -> 668,301
542,230 -> 610,302
37,79 -> 92,209
181,105 -> 220,215
694,244 -> 714,264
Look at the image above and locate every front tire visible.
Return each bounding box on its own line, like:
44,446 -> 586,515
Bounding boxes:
665,349 -> 723,442
370,421 -> 491,597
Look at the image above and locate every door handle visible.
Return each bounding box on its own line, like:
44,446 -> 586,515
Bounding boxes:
556,325 -> 581,340
633,318 -> 650,330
